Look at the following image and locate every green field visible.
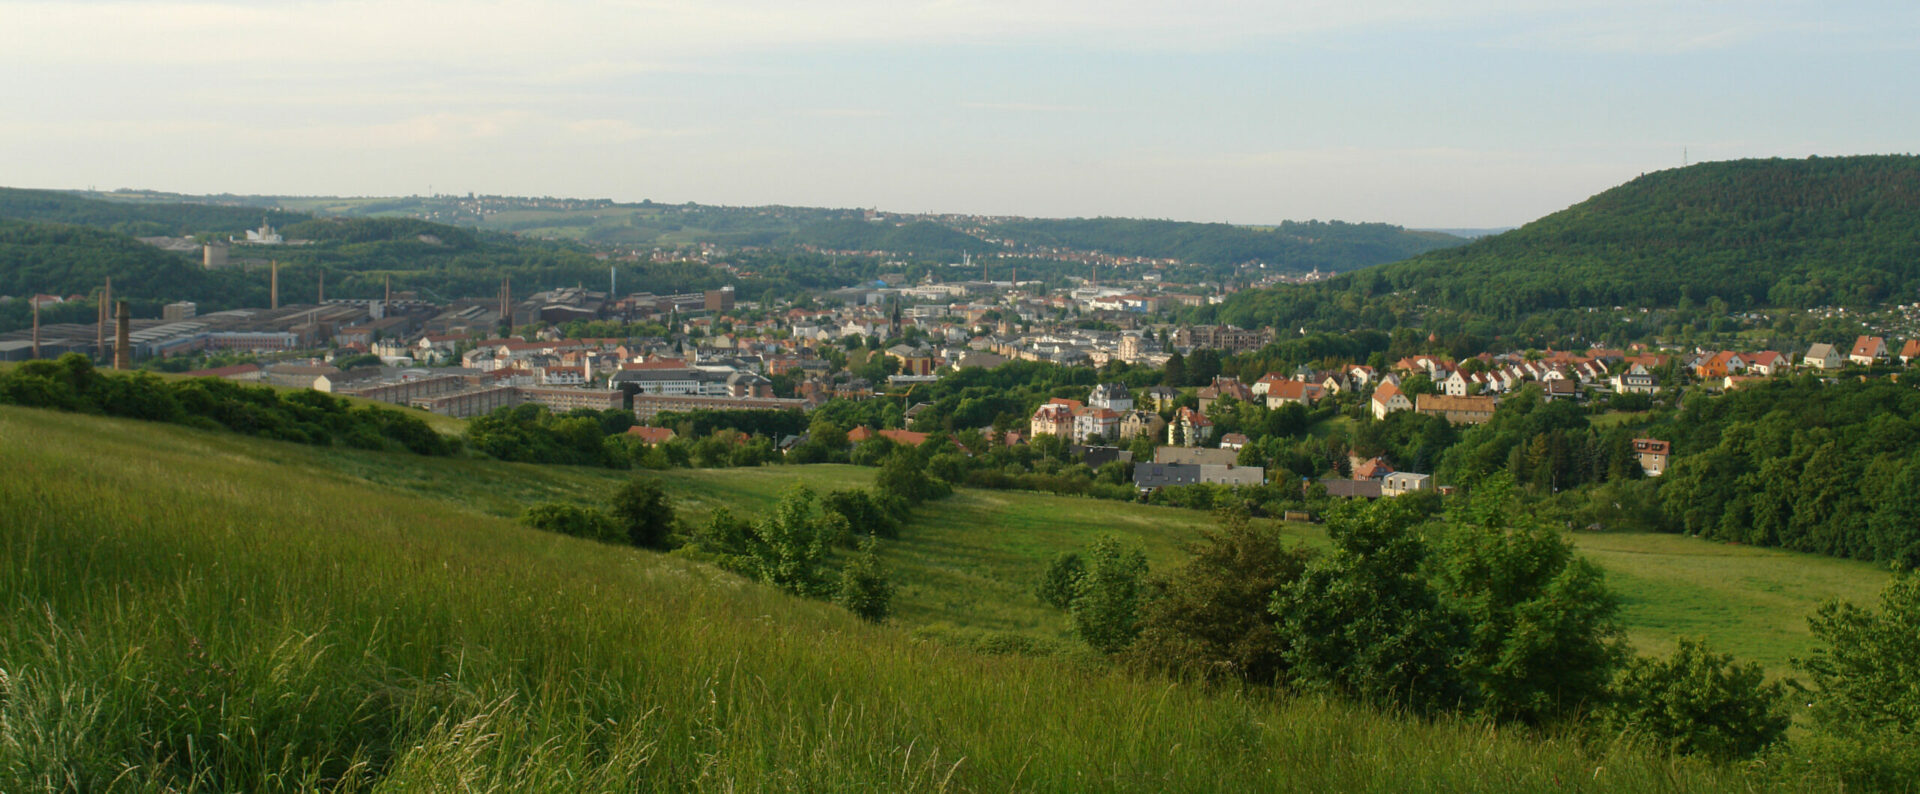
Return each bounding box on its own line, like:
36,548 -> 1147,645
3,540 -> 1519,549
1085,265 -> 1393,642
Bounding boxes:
640,466 -> 1888,678
0,405 -> 1810,791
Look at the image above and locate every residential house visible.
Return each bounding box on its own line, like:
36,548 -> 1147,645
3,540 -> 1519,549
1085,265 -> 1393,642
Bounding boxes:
1029,398 -> 1080,438
1745,351 -> 1788,376
886,344 -> 939,376
1381,472 -> 1433,497
1850,335 -> 1887,366
625,426 -> 676,445
1694,351 -> 1746,379
1370,381 -> 1413,420
1902,340 -> 1920,365
539,365 -> 587,386
1611,363 -> 1659,395
1120,409 -> 1166,441
1415,394 -> 1498,425
1197,376 -> 1255,412
1140,385 -> 1180,411
1088,382 -> 1133,412
1353,457 -> 1394,479
1154,447 -> 1239,466
1167,406 -> 1215,446
1264,379 -> 1325,409
1320,479 -> 1384,499
1804,343 -> 1843,370
1219,433 -> 1249,451
1132,462 -> 1264,493
1633,438 -> 1670,476
1071,406 -> 1123,444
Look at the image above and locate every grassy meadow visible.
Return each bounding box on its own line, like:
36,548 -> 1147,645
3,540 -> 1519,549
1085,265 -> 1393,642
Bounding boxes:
0,405 -> 1820,791
641,465 -> 1887,678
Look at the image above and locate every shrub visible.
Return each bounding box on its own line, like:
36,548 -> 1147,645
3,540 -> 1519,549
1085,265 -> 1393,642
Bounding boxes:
1127,506 -> 1312,685
1796,573 -> 1920,786
1605,638 -> 1790,761
520,502 -> 620,544
1034,552 -> 1085,610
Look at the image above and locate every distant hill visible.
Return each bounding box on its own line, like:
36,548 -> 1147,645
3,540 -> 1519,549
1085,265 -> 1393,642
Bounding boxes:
785,219 -> 989,259
0,219 -> 221,304
986,217 -> 1463,272
1218,155 -> 1920,328
0,187 -> 308,237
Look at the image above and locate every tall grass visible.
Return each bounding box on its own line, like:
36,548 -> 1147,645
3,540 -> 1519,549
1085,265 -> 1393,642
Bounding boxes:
0,406 -> 1828,791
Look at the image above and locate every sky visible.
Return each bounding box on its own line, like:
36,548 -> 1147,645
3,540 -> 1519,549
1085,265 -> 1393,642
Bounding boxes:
1,1 -> 1916,228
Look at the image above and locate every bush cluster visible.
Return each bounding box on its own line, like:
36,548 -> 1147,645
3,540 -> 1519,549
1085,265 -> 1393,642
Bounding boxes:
0,354 -> 452,455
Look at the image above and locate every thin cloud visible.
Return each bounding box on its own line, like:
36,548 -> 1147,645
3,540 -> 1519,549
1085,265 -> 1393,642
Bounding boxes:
960,102 -> 1095,113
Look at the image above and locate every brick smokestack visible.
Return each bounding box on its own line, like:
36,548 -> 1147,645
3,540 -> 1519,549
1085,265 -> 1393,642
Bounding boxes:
271,260 -> 279,310
114,300 -> 131,370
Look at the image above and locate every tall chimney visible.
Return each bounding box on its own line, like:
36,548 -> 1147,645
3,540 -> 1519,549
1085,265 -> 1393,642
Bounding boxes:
384,273 -> 392,311
114,300 -> 131,370
318,270 -> 325,303
270,260 -> 279,310
96,277 -> 112,359
31,295 -> 41,359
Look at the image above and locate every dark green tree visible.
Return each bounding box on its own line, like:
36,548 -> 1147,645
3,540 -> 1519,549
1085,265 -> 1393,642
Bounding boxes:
609,477 -> 677,549
835,536 -> 895,623
875,450 -> 950,505
1070,536 -> 1150,654
1127,505 -> 1313,684
750,484 -> 841,596
1270,498 -> 1463,714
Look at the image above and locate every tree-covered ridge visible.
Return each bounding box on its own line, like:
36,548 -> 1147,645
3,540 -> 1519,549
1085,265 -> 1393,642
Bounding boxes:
280,216 -> 481,249
0,219 -> 221,301
0,187 -> 309,238
989,217 -> 1463,271
1219,155 -> 1920,328
784,220 -> 990,259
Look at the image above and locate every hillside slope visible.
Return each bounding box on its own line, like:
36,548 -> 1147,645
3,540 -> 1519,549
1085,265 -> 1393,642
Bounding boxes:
1219,155 -> 1920,328
0,187 -> 309,237
0,405 -> 1787,792
987,217 -> 1462,272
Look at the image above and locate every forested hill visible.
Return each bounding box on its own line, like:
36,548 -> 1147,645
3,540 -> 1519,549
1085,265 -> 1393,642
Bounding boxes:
985,217 -> 1463,271
1218,155 -> 1920,328
0,187 -> 309,237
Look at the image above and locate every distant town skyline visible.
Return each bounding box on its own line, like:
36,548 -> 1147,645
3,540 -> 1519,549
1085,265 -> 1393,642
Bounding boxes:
2,0 -> 1915,228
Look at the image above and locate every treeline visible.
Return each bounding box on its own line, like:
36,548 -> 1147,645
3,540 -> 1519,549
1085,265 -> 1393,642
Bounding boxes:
1657,377 -> 1920,567
280,216 -> 480,249
1216,155 -> 1920,331
784,219 -> 990,260
987,217 -> 1463,272
1436,389 -> 1645,492
0,354 -> 452,456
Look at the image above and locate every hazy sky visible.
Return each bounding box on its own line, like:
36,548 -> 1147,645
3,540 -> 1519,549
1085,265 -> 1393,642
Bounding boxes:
2,1 -> 1915,227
